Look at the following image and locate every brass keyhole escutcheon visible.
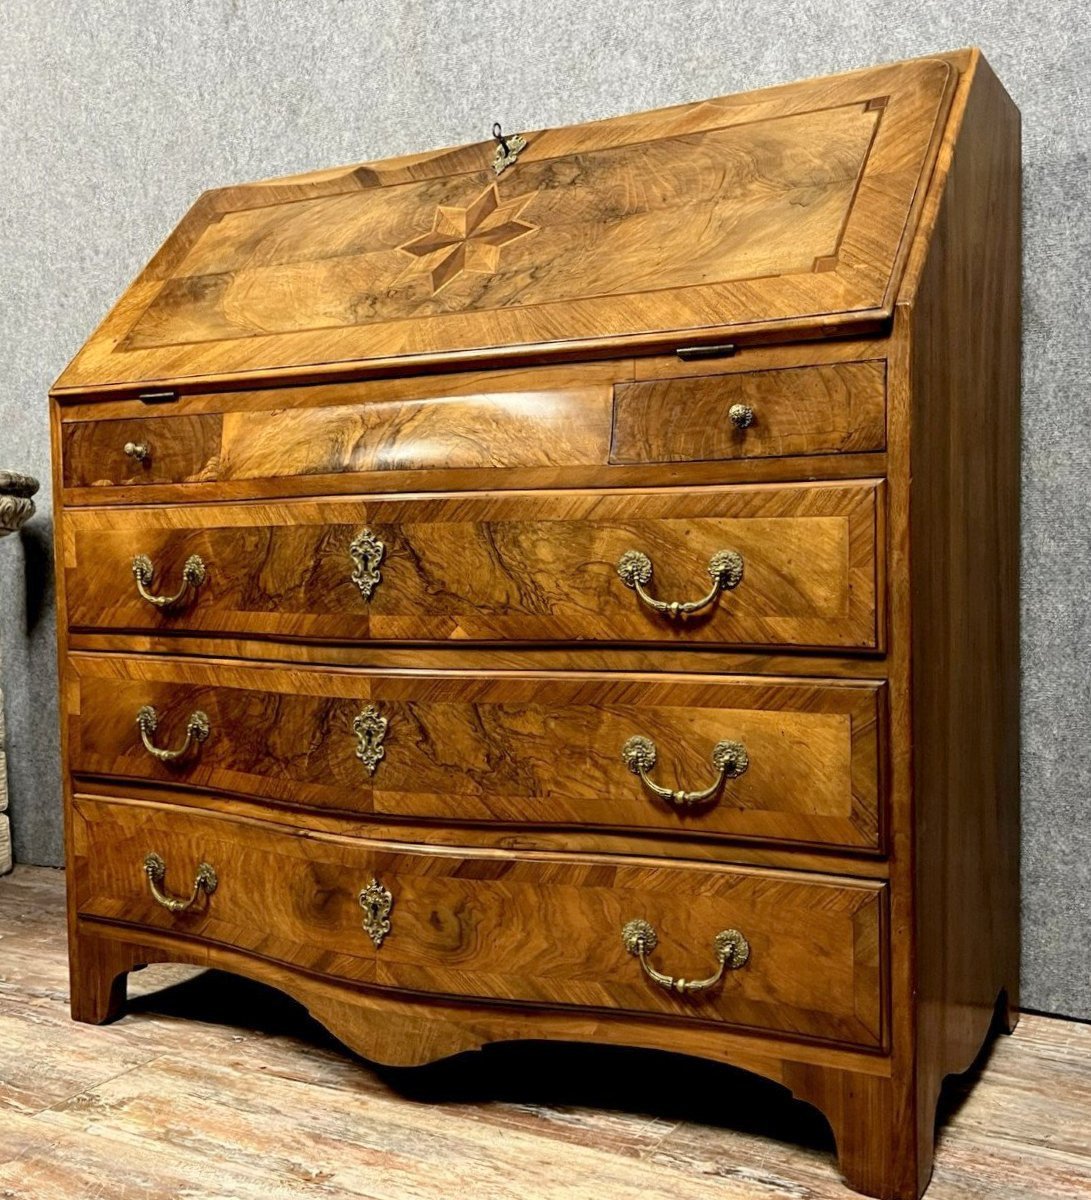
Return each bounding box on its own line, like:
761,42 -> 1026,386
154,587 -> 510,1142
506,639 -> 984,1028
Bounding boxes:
359,878 -> 394,948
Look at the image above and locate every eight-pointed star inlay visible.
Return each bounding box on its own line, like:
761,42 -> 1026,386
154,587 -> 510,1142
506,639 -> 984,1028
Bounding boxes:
399,184 -> 538,295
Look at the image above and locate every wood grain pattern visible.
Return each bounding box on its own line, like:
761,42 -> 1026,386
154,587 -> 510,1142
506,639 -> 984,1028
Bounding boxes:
53,56 -> 957,391
54,340 -> 893,507
62,412 -> 223,487
64,481 -> 883,650
905,54 -> 1022,1195
71,795 -> 887,1049
64,633 -> 898,679
4,867 -> 1088,1200
66,654 -> 885,852
62,362 -> 616,489
72,781 -> 892,877
612,361 -> 886,463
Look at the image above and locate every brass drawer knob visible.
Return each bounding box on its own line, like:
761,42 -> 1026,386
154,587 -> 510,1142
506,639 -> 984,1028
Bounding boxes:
143,851 -> 217,914
616,548 -> 743,619
621,918 -> 749,995
621,734 -> 748,808
132,553 -> 206,609
136,705 -> 210,763
124,440 -> 151,463
359,878 -> 394,947
728,403 -> 754,429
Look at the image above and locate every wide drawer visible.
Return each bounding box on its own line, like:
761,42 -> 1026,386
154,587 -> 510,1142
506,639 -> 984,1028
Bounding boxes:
72,797 -> 887,1048
59,363 -> 617,490
67,655 -> 884,852
64,482 -> 883,651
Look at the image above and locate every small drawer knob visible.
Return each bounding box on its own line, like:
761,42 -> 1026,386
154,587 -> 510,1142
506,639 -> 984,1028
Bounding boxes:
728,404 -> 754,430
124,441 -> 151,464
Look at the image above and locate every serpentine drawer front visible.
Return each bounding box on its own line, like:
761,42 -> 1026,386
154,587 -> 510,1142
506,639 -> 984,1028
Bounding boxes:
64,481 -> 883,651
67,655 -> 885,851
72,797 -> 887,1049
53,53 -> 1021,1200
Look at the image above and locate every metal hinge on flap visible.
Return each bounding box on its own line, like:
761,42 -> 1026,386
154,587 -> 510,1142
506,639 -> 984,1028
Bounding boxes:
675,343 -> 738,362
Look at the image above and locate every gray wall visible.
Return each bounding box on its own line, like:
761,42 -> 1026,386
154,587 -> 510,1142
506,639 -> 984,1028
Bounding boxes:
1,1 -> 1088,1018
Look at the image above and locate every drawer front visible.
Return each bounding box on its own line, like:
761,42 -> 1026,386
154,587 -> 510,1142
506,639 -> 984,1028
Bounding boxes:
68,656 -> 884,851
62,413 -> 223,487
65,482 -> 883,650
60,365 -> 615,490
612,361 -> 886,463
73,797 -> 887,1048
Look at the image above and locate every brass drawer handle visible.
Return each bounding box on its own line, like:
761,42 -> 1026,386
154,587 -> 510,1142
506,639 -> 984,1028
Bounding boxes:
143,851 -> 217,913
136,705 -> 210,763
616,548 -> 743,619
621,918 -> 749,995
621,734 -> 748,808
124,440 -> 150,463
132,553 -> 206,609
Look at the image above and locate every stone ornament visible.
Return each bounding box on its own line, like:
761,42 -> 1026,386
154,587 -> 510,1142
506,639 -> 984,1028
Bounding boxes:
0,470 -> 38,537
0,469 -> 38,874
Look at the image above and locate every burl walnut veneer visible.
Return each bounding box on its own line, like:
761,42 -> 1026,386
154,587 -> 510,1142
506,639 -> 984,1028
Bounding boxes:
50,50 -> 1020,1199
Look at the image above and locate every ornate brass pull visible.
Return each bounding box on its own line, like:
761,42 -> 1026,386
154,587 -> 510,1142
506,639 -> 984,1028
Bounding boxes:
132,553 -> 206,608
136,705 -> 210,763
124,440 -> 150,463
616,548 -> 743,619
143,851 -> 217,914
621,918 -> 749,995
621,735 -> 748,808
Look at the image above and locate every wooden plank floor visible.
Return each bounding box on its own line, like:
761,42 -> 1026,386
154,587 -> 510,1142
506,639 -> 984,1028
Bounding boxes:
1,866 -> 1089,1200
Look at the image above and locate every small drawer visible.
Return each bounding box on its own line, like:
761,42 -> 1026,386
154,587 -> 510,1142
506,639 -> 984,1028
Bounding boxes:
73,797 -> 887,1049
64,481 -> 884,651
62,413 -> 223,487
68,655 -> 885,852
611,361 -> 886,464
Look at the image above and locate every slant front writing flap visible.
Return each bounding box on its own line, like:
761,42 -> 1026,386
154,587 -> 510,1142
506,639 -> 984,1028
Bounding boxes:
55,55 -> 957,392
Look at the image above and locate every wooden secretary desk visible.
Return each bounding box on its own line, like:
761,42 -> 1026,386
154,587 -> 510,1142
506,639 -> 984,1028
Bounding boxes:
49,49 -> 1020,1199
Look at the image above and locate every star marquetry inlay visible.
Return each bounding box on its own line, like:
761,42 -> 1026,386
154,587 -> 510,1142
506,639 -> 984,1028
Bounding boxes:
399,184 -> 538,295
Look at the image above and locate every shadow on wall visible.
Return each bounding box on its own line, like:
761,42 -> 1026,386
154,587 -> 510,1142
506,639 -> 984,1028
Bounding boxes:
20,518 -> 52,633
